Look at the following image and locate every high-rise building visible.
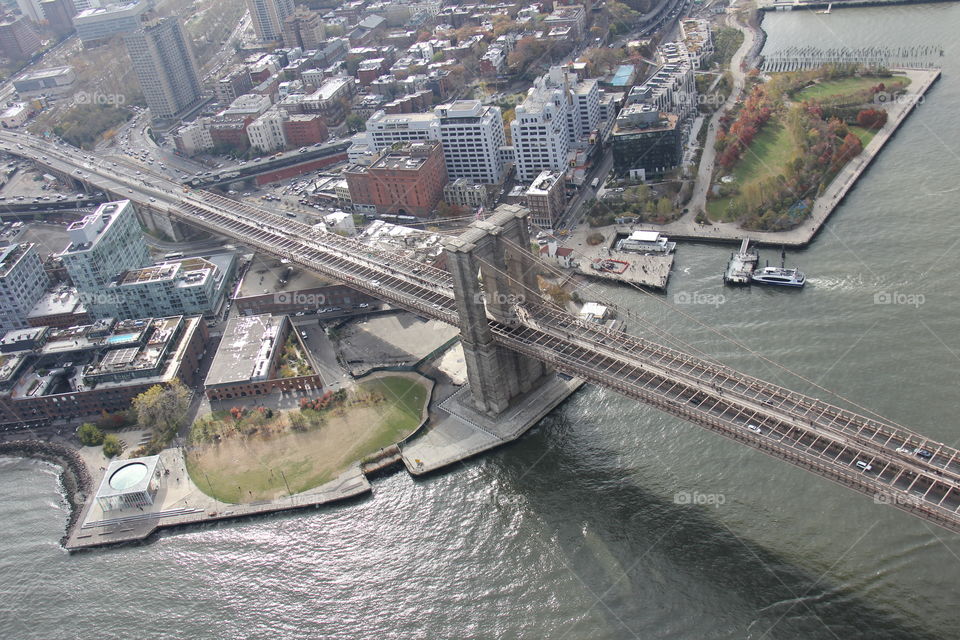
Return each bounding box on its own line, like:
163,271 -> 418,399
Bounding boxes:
58,201 -> 152,318
434,100 -> 507,185
365,110 -> 440,151
74,2 -> 148,47
0,243 -> 49,333
104,256 -> 231,319
246,0 -> 295,43
611,105 -> 681,181
512,66 -> 601,184
525,170 -> 566,230
0,15 -> 41,61
39,0 -> 78,36
511,83 -> 570,184
281,6 -> 325,50
16,0 -> 45,24
124,16 -> 203,121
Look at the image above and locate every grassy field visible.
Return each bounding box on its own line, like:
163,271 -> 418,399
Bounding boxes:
709,123 -> 796,220
186,375 -> 429,504
793,75 -> 911,101
849,125 -> 878,148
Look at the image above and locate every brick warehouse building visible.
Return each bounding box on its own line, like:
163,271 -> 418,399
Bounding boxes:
344,141 -> 447,217
204,314 -> 322,401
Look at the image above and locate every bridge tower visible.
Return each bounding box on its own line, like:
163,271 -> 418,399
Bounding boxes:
442,204 -> 548,415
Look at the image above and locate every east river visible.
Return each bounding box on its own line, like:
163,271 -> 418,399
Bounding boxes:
1,4 -> 959,638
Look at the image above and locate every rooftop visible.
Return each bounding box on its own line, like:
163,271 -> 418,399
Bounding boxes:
204,314 -> 286,387
61,201 -> 133,255
27,287 -> 84,319
0,243 -> 32,278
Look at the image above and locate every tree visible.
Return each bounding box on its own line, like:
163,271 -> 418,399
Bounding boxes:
856,108 -> 887,130
437,201 -> 468,218
77,422 -> 105,446
346,113 -> 367,132
131,380 -> 191,449
102,434 -> 124,458
656,197 -> 673,216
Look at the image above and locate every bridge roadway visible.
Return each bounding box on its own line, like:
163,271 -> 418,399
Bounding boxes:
4,130 -> 960,533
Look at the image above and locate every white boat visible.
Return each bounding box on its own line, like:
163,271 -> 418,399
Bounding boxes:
751,265 -> 805,287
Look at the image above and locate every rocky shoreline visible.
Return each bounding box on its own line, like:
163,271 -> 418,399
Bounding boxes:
0,441 -> 92,547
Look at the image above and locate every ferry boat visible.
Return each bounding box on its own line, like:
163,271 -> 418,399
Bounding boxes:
750,247 -> 806,287
751,265 -> 806,287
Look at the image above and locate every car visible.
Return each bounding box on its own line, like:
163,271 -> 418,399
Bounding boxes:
855,461 -> 873,471
896,446 -> 912,454
358,303 -> 369,309
149,197 -> 156,202
914,448 -> 933,459
300,331 -> 308,339
745,423 -> 762,434
371,280 -> 381,288
294,311 -> 306,317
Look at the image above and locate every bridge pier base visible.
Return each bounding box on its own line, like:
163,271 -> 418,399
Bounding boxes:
443,204 -> 548,417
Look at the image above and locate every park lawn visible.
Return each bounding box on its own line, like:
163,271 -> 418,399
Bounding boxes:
709,122 -> 796,221
186,375 -> 429,504
793,75 -> 911,101
849,125 -> 877,148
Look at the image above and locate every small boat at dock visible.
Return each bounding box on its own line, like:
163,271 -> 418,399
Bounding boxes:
750,247 -> 805,288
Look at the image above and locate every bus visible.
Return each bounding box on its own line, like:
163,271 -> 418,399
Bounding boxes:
164,252 -> 184,260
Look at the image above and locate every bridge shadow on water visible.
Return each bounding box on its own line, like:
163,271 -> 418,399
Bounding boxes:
481,413 -> 939,640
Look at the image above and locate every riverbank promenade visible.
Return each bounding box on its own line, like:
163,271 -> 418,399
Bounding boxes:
618,67 -> 940,248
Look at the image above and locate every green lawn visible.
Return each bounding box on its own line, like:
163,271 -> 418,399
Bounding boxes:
186,375 -> 429,504
709,122 -> 795,220
729,122 -> 795,183
793,75 -> 911,102
347,376 -> 428,456
849,125 -> 877,148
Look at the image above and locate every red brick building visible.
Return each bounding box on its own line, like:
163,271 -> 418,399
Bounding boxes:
344,141 -> 448,218
282,114 -> 329,148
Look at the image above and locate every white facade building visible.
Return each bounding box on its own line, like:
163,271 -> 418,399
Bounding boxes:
0,243 -> 48,332
434,100 -> 507,185
365,110 -> 440,151
246,108 -> 288,152
246,0 -> 295,43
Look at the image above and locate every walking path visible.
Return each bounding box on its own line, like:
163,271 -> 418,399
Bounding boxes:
688,12 -> 756,216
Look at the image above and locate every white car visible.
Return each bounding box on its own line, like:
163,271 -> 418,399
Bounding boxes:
746,423 -> 762,434
855,460 -> 873,471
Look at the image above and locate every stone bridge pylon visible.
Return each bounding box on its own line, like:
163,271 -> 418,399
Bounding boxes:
442,204 -> 548,415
